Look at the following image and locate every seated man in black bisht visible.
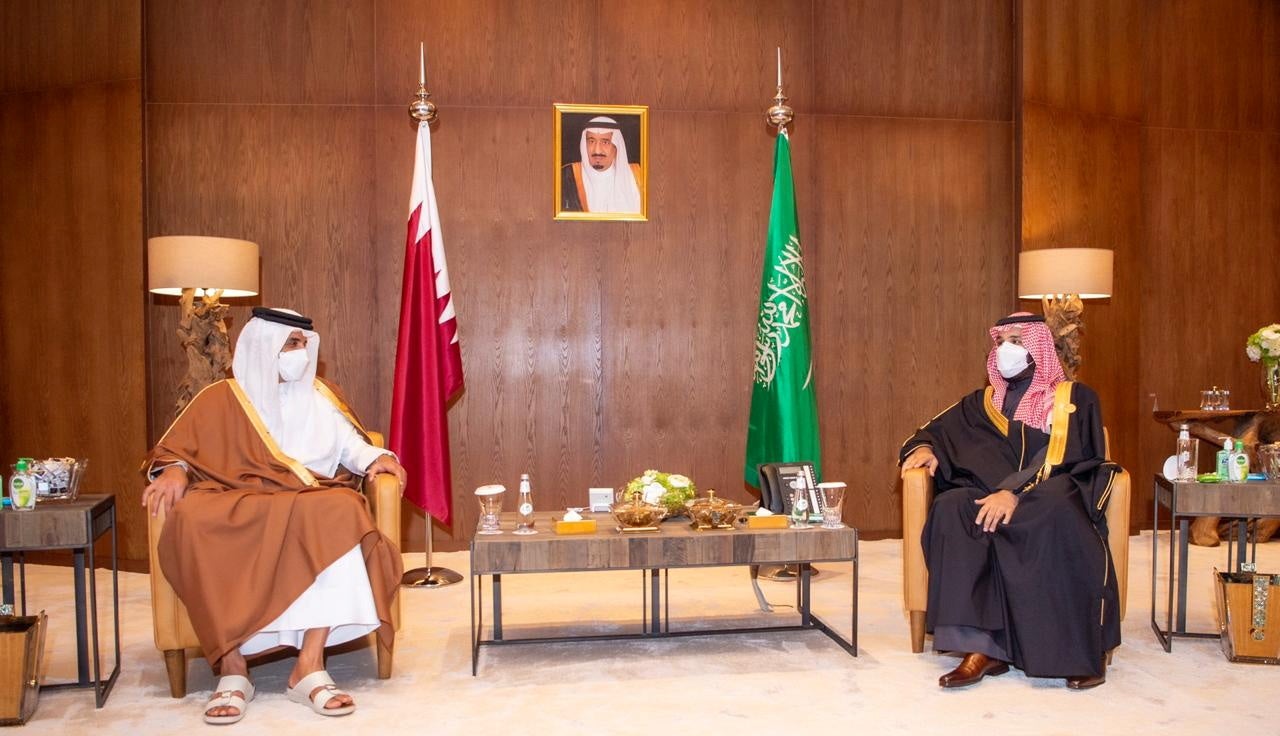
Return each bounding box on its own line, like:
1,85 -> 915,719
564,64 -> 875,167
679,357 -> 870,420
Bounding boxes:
899,312 -> 1121,690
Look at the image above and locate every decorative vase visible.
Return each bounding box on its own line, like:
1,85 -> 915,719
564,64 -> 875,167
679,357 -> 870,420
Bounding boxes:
1263,358 -> 1280,411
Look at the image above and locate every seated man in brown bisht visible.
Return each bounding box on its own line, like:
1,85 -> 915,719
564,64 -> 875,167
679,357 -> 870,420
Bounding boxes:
142,307 -> 405,724
899,312 -> 1121,690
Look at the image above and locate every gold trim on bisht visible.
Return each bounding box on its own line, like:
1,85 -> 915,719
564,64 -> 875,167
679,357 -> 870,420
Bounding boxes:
983,386 -> 1010,437
1039,381 -> 1077,480
226,379 -> 319,487
313,378 -> 370,441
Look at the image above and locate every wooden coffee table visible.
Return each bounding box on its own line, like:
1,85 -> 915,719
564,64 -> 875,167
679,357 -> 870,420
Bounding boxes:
468,511 -> 857,675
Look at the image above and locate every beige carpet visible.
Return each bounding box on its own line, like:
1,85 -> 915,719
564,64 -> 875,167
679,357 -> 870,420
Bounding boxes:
12,531 -> 1280,735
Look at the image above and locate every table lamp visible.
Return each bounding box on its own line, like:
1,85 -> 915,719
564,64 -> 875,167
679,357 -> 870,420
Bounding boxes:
1017,247 -> 1113,380
148,236 -> 259,415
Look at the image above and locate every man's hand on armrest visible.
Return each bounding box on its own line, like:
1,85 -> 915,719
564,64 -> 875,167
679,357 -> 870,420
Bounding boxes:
901,446 -> 939,478
142,465 -> 189,517
365,454 -> 407,488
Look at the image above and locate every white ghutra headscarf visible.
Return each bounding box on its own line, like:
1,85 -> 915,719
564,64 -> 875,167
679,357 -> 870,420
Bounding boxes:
230,310 -> 350,476
579,116 -> 642,213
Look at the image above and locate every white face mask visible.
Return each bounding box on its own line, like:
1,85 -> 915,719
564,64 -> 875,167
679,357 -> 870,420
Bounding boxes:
278,349 -> 309,382
996,341 -> 1031,379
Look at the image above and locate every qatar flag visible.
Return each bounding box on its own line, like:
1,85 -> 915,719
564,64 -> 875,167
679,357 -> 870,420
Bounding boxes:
389,120 -> 463,522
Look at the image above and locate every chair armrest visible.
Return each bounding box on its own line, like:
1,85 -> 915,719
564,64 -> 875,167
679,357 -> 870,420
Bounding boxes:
1103,467 -> 1131,621
902,467 -> 935,613
148,502 -> 198,650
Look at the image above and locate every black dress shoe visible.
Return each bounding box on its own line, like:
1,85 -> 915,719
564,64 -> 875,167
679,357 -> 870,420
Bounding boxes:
1065,672 -> 1106,690
939,653 -> 1010,688
1066,656 -> 1107,690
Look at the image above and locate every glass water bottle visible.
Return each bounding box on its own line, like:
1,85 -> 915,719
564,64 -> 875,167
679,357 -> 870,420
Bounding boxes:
514,473 -> 537,535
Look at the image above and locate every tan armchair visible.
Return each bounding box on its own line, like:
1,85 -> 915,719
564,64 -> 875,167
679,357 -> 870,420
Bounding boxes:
147,432 -> 403,697
901,432 -> 1130,653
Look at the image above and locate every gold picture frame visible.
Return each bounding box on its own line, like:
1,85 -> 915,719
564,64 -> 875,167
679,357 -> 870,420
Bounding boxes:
553,103 -> 648,222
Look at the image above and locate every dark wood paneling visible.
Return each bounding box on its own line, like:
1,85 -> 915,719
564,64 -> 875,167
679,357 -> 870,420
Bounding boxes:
813,117 -> 1015,536
0,0 -> 141,93
1020,103 -> 1143,503
1145,0 -> 1280,132
146,0 -> 374,104
1139,128 -> 1280,525
146,104 -> 380,437
596,0 -> 813,112
814,0 -> 1014,121
598,112 -> 788,511
373,106 -> 605,551
0,81 -> 147,560
373,0 -> 598,107
1021,0 -> 1143,120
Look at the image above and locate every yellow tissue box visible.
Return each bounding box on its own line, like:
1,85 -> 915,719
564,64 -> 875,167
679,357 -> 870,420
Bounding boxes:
747,515 -> 789,529
555,518 -> 598,535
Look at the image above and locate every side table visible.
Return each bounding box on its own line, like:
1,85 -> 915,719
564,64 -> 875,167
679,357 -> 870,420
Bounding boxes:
1151,476 -> 1280,652
0,494 -> 120,707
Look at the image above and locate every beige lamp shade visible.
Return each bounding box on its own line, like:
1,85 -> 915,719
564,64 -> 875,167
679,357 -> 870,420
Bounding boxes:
148,236 -> 259,297
1017,248 -> 1113,300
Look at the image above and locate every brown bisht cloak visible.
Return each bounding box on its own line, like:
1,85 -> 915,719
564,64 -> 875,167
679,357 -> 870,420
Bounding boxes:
901,381 -> 1121,678
145,378 -> 403,664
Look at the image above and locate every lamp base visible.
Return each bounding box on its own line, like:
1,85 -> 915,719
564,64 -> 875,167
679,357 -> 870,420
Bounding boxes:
1041,294 -> 1084,380
174,288 -> 231,417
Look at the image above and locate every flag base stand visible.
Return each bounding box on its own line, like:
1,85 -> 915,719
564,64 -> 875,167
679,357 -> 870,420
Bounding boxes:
399,512 -> 461,589
401,566 -> 462,588
758,564 -> 820,582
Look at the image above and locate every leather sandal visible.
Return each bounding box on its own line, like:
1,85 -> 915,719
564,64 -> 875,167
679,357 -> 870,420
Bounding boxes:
204,674 -> 254,725
286,670 -> 356,717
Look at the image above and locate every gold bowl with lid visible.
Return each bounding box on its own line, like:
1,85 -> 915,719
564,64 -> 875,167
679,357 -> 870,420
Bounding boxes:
611,492 -> 668,532
685,490 -> 749,530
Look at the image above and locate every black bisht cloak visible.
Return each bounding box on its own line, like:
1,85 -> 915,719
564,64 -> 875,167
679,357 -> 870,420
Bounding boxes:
901,381 -> 1122,678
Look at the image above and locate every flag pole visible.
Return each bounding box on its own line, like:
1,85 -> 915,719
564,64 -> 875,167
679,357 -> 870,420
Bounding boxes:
400,40 -> 461,589
756,47 -> 812,584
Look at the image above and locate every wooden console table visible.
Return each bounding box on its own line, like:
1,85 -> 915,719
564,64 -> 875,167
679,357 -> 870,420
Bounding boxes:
469,511 -> 858,675
0,494 -> 120,707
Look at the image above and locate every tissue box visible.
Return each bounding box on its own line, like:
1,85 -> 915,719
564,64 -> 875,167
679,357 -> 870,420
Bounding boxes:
555,519 -> 598,535
747,515 -> 789,529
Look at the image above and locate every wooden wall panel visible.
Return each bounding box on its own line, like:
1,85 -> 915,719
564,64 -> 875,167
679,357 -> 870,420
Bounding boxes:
373,0 -> 598,107
146,0 -> 374,104
1145,0 -> 1280,132
598,112 -> 789,509
0,81 -> 147,560
596,0 -> 813,112
1021,0 -> 1143,120
373,106 -> 606,550
145,104 -> 380,436
0,0 -> 140,94
814,0 -> 1014,121
1020,103 -> 1143,499
1139,129 -> 1280,521
813,117 -> 1015,535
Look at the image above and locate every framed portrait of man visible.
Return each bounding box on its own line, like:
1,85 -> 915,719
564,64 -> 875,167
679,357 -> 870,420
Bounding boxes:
553,103 -> 648,222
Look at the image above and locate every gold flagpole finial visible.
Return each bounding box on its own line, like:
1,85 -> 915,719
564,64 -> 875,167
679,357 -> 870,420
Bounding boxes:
409,41 -> 438,124
766,47 -> 793,132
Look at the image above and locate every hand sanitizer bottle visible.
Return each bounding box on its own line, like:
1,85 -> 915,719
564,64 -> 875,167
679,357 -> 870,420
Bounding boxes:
1176,425 -> 1198,481
513,473 -> 537,535
1228,440 -> 1250,482
1216,437 -> 1233,480
9,460 -> 36,511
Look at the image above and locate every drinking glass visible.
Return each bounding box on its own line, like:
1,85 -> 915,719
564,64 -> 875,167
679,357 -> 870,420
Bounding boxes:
475,484 -> 506,535
817,482 -> 847,529
1216,389 -> 1230,411
1259,443 -> 1280,480
1200,390 -> 1215,411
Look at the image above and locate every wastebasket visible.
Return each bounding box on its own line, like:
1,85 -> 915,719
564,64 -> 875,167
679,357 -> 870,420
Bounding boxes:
0,612 -> 46,726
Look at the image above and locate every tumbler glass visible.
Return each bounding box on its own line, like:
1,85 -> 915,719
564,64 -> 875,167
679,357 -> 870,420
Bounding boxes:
1260,443 -> 1280,481
817,482 -> 847,529
475,484 -> 506,535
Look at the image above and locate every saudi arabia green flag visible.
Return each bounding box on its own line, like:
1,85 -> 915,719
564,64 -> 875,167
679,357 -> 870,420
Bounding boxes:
744,130 -> 821,486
